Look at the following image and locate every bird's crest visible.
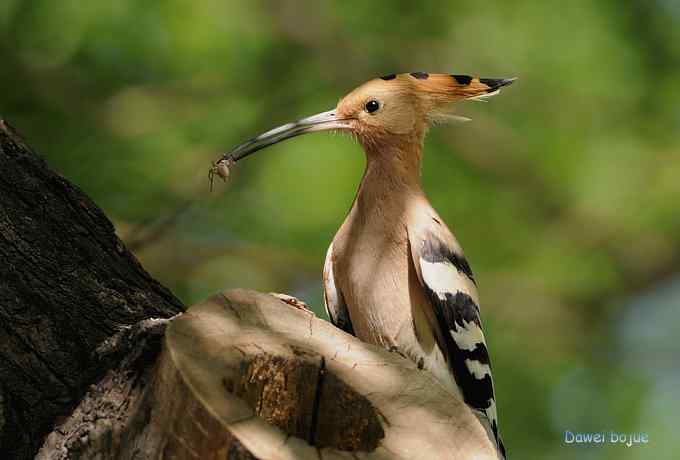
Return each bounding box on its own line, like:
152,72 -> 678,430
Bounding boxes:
379,72 -> 516,101
375,72 -> 516,125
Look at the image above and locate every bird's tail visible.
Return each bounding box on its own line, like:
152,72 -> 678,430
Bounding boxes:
496,433 -> 507,459
490,417 -> 507,459
474,406 -> 507,459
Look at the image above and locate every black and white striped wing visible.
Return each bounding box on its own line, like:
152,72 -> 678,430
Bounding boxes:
411,231 -> 505,458
323,242 -> 355,335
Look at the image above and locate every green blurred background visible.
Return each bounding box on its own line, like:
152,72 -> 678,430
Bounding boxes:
1,0 -> 678,458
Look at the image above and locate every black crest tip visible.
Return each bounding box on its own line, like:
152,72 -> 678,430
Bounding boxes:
480,77 -> 517,90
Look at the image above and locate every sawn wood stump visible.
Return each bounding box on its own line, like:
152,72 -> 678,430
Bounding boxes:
41,289 -> 497,459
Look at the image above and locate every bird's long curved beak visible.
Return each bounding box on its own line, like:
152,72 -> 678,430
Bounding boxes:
219,109 -> 351,164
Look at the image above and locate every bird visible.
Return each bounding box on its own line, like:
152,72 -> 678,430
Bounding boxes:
214,72 -> 515,459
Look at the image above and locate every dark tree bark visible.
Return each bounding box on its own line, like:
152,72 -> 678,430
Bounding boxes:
0,119 -> 184,459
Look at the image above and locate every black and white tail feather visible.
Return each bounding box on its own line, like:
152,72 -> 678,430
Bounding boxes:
411,229 -> 506,460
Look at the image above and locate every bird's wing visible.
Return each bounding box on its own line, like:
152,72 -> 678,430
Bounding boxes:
408,218 -> 505,458
323,242 -> 355,335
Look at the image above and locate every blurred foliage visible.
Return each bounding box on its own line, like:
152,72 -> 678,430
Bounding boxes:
1,0 -> 679,458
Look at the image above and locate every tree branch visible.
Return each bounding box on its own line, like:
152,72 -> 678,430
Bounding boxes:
0,119 -> 184,459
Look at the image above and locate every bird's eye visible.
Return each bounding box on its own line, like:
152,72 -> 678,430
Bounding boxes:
365,100 -> 380,114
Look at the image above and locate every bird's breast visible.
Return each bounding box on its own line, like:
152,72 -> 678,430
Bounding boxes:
332,209 -> 434,350
331,193 -> 459,395
331,210 -> 406,339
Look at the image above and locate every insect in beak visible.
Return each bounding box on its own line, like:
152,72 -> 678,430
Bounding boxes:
208,157 -> 234,192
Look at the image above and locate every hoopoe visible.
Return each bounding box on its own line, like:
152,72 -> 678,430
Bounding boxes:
213,72 -> 515,458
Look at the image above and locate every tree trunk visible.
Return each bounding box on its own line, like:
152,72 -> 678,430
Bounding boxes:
0,120 -> 184,459
0,119 -> 496,459
38,290 -> 498,460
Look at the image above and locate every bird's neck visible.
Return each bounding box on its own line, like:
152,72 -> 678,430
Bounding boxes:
353,136 -> 425,219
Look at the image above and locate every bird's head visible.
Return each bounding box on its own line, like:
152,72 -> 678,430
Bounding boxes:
216,72 -> 515,166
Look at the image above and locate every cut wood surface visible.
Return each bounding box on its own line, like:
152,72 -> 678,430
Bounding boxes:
39,290 -> 498,459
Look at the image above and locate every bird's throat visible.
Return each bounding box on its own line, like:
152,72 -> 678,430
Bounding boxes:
354,140 -> 424,220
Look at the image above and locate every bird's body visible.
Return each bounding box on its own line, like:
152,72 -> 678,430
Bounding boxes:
330,193 -> 463,390
326,139 -> 456,392
216,72 -> 514,459
324,122 -> 503,455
